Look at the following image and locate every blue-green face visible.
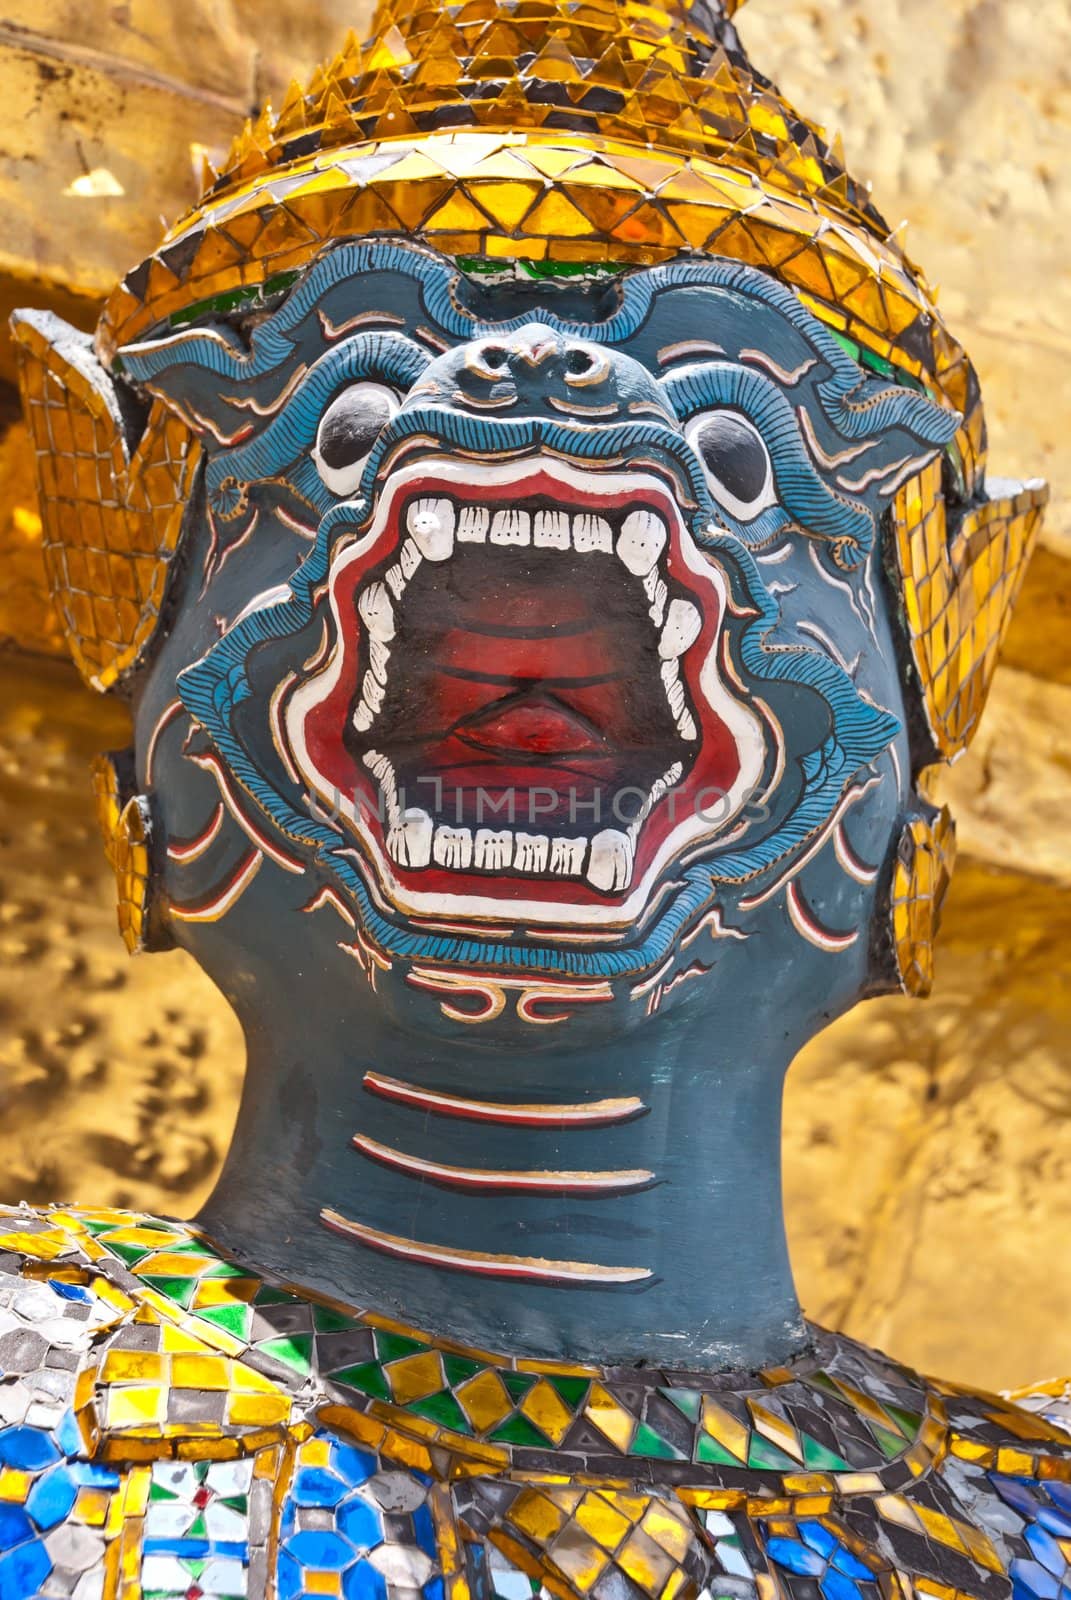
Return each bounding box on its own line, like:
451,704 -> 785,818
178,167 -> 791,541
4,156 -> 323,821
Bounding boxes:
123,241 -> 955,1042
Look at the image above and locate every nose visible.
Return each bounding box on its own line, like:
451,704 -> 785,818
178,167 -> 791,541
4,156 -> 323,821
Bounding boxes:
461,323 -> 613,398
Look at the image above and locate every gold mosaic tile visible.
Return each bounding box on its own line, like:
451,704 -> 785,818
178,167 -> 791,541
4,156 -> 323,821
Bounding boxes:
890,458 -> 1047,760
11,311 -> 200,692
891,809 -> 956,999
90,753 -> 153,955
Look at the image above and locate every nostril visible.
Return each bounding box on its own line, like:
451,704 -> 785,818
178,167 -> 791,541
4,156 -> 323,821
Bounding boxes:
481,345 -> 510,371
565,348 -> 596,376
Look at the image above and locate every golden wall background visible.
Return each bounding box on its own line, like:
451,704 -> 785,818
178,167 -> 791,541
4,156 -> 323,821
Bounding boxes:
0,0 -> 1067,1393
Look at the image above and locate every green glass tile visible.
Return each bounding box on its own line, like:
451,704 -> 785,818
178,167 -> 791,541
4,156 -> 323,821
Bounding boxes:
253,1286 -> 298,1307
163,1238 -> 218,1256
629,1421 -> 684,1460
409,1390 -> 473,1434
187,1514 -> 208,1540
148,1480 -> 178,1502
202,1261 -> 250,1280
105,1242 -> 153,1267
197,1303 -> 254,1339
330,1361 -> 391,1403
139,1275 -> 197,1309
871,1423 -> 906,1460
800,1434 -> 851,1473
256,1334 -> 313,1377
502,1372 -> 537,1402
490,1413 -> 553,1449
375,1331 -> 428,1363
696,1432 -> 742,1467
547,1376 -> 590,1408
313,1306 -> 357,1334
747,1435 -> 799,1471
661,1386 -> 701,1422
78,1219 -> 124,1237
884,1405 -> 921,1440
443,1353 -> 484,1389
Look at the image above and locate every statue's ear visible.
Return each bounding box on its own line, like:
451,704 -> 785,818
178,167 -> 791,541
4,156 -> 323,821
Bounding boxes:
10,310 -> 201,692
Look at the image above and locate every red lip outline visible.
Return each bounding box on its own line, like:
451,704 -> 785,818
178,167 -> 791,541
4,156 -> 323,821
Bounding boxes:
281,456 -> 769,931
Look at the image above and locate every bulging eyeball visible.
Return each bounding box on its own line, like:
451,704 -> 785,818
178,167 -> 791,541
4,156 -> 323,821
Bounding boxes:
312,382 -> 399,497
685,410 -> 777,522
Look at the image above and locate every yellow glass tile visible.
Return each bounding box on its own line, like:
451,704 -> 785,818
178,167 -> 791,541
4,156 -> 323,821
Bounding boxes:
469,178 -> 543,230
300,1438 -> 333,1468
305,1575 -> 343,1596
226,1392 -> 292,1426
120,1466 -> 152,1518
171,1354 -> 232,1390
192,1277 -> 261,1308
996,1447 -> 1036,1476
701,1398 -> 748,1462
640,1502 -> 692,1562
102,1350 -> 164,1384
0,1469 -> 32,1501
548,1536 -> 610,1592
520,1379 -> 574,1445
584,1384 -> 635,1452
574,1491 -> 633,1551
74,1487 -> 112,1526
522,188 -> 596,238
455,1368 -> 515,1432
616,1528 -> 675,1592
748,1400 -> 801,1462
387,1351 -> 446,1405
510,1489 -> 567,1543
100,1226 -> 188,1250
106,1385 -> 168,1427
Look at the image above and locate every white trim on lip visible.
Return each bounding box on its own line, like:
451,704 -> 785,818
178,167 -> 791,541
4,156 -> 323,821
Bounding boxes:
283,454 -> 767,928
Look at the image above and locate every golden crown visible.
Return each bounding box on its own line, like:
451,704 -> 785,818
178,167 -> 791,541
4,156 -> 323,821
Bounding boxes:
97,0 -> 982,486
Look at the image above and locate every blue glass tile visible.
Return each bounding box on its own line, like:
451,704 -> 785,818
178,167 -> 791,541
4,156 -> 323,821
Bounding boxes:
292,1466 -> 349,1508
1026,1525 -> 1069,1580
412,1502 -> 437,1559
338,1496 -> 382,1552
280,1499 -> 297,1539
992,1477 -> 1042,1520
821,1566 -> 864,1600
0,1537 -> 51,1600
766,1538 -> 826,1577
54,1412 -> 82,1458
1048,1484 -> 1071,1516
276,1548 -> 303,1600
46,1280 -> 90,1303
69,1461 -> 120,1489
799,1523 -> 838,1559
0,1427 -> 59,1473
26,1466 -> 78,1531
1037,1506 -> 1071,1540
285,1529 -> 354,1570
329,1443 -> 377,1487
343,1557 -> 388,1600
424,1577 -> 445,1600
0,1505 -> 33,1552
833,1548 -> 874,1580
1011,1559 -> 1061,1600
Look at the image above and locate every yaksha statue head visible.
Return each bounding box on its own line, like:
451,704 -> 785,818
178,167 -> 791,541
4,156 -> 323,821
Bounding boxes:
12,0 -> 1047,1359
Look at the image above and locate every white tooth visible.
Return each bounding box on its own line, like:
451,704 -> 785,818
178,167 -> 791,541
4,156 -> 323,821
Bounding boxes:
474,829 -> 513,871
385,564 -> 406,601
400,539 -> 422,579
368,637 -> 390,684
618,510 -> 667,575
534,510 -> 570,548
550,836 -> 586,876
490,509 -> 531,546
458,505 -> 489,542
363,750 -> 399,825
433,826 -> 473,870
677,708 -> 698,741
661,659 -> 687,719
513,833 -> 549,874
358,581 -> 395,641
643,569 -> 668,626
363,674 -> 386,713
573,513 -> 613,553
353,700 -> 375,732
659,598 -> 701,659
387,809 -> 433,869
587,829 -> 634,893
406,497 -> 455,561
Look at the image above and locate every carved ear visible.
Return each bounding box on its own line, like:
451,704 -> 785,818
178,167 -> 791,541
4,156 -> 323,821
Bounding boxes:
10,310 -> 201,692
889,457 -> 1046,762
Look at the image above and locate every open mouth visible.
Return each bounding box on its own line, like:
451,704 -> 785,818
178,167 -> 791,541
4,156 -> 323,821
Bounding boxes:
284,457 -> 765,929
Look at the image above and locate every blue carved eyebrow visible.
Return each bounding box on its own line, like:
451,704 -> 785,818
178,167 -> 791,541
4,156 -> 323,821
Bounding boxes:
118,238 -> 958,454
659,361 -> 877,561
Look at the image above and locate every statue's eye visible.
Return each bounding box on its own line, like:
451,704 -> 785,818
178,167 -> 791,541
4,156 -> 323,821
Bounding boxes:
313,383 -> 399,497
686,410 -> 776,522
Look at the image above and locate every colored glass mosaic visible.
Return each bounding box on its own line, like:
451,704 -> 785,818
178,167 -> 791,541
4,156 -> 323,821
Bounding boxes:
2,1203 -> 1071,1600
9,312 -> 200,693
90,754 -> 154,956
891,808 -> 956,999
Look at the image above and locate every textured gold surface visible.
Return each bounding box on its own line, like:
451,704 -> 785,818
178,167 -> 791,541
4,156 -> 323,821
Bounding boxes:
90,754 -> 151,955
12,314 -> 201,690
0,0 -> 1068,1397
890,808 -> 956,999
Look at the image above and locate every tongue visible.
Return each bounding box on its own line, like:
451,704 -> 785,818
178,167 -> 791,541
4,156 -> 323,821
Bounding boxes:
457,695 -> 609,760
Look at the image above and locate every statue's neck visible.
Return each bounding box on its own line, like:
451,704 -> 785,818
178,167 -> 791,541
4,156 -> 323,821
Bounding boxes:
196,998 -> 805,1373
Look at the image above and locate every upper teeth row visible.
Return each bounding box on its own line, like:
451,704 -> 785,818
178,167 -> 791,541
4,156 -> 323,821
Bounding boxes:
406,498 -> 669,575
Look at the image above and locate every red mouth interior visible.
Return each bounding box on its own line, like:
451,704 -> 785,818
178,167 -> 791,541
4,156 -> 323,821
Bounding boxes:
291,467 -> 747,913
